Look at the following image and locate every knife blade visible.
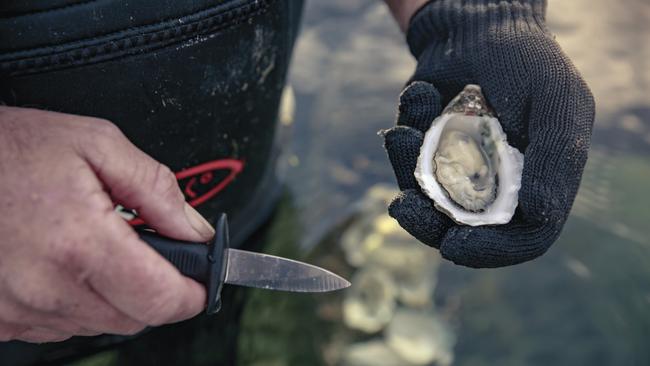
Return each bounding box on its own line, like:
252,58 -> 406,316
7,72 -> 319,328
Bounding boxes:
137,213 -> 350,314
225,248 -> 350,292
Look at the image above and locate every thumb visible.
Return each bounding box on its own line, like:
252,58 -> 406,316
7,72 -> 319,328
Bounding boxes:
79,121 -> 215,242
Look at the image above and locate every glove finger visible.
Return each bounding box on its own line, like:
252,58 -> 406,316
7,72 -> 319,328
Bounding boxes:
388,189 -> 454,249
383,126 -> 423,190
397,81 -> 443,132
439,219 -> 557,268
519,73 -> 595,226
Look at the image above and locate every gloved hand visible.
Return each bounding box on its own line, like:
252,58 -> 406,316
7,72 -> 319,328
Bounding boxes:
382,0 -> 595,268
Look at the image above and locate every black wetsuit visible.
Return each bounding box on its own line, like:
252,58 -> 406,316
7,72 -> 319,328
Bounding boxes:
0,0 -> 302,364
0,0 -> 303,247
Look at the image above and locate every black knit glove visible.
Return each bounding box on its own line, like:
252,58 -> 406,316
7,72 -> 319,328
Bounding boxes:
382,0 -> 595,268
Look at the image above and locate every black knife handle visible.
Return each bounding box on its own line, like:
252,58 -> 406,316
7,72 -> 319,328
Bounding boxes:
137,231 -> 210,283
137,213 -> 229,315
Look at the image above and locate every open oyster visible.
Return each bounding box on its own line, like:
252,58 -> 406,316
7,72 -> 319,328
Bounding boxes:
414,85 -> 524,226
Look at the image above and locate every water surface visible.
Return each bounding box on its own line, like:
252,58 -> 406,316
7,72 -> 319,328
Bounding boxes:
240,1 -> 650,365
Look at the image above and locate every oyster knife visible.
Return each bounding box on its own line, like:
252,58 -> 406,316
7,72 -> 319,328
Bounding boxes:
137,213 -> 350,314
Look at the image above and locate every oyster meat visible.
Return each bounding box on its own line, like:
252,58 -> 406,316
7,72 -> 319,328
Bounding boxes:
414,84 -> 524,226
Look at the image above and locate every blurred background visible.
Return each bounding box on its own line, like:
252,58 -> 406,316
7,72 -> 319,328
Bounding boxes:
241,0 -> 650,364
14,0 -> 650,365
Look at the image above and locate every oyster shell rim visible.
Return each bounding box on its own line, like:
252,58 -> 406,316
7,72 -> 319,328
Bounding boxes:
414,85 -> 524,226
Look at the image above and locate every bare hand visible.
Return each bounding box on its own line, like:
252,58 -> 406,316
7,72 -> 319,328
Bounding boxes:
0,106 -> 214,342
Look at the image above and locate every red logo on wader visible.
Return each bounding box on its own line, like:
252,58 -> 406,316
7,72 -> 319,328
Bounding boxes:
120,159 -> 243,226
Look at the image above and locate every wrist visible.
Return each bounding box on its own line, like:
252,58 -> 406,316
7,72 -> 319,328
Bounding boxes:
407,0 -> 548,57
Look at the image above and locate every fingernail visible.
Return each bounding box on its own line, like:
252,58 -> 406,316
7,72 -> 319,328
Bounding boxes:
184,203 -> 215,240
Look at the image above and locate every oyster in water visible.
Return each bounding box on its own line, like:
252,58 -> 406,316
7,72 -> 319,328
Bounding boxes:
343,267 -> 397,333
385,309 -> 454,366
414,85 -> 524,226
342,340 -> 410,366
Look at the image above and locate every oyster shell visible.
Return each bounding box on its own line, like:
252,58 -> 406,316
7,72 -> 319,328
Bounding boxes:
342,340 -> 412,366
414,85 -> 524,226
385,309 -> 455,366
343,267 -> 397,333
340,187 -> 440,307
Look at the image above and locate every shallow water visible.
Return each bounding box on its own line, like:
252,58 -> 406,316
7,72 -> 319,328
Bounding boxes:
238,1 -> 650,365
13,0 -> 649,365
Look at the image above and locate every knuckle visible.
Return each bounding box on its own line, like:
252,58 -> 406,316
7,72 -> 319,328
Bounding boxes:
150,163 -> 182,203
82,119 -> 125,156
52,334 -> 73,342
78,330 -> 102,337
0,333 -> 17,342
139,290 -> 182,326
77,119 -> 124,166
19,333 -> 72,343
8,273 -> 61,312
0,333 -> 13,342
88,118 -> 123,139
47,236 -> 92,274
52,335 -> 73,342
69,299 -> 147,336
13,288 -> 62,313
0,325 -> 27,342
92,302 -> 147,335
80,188 -> 114,213
116,322 -> 146,336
